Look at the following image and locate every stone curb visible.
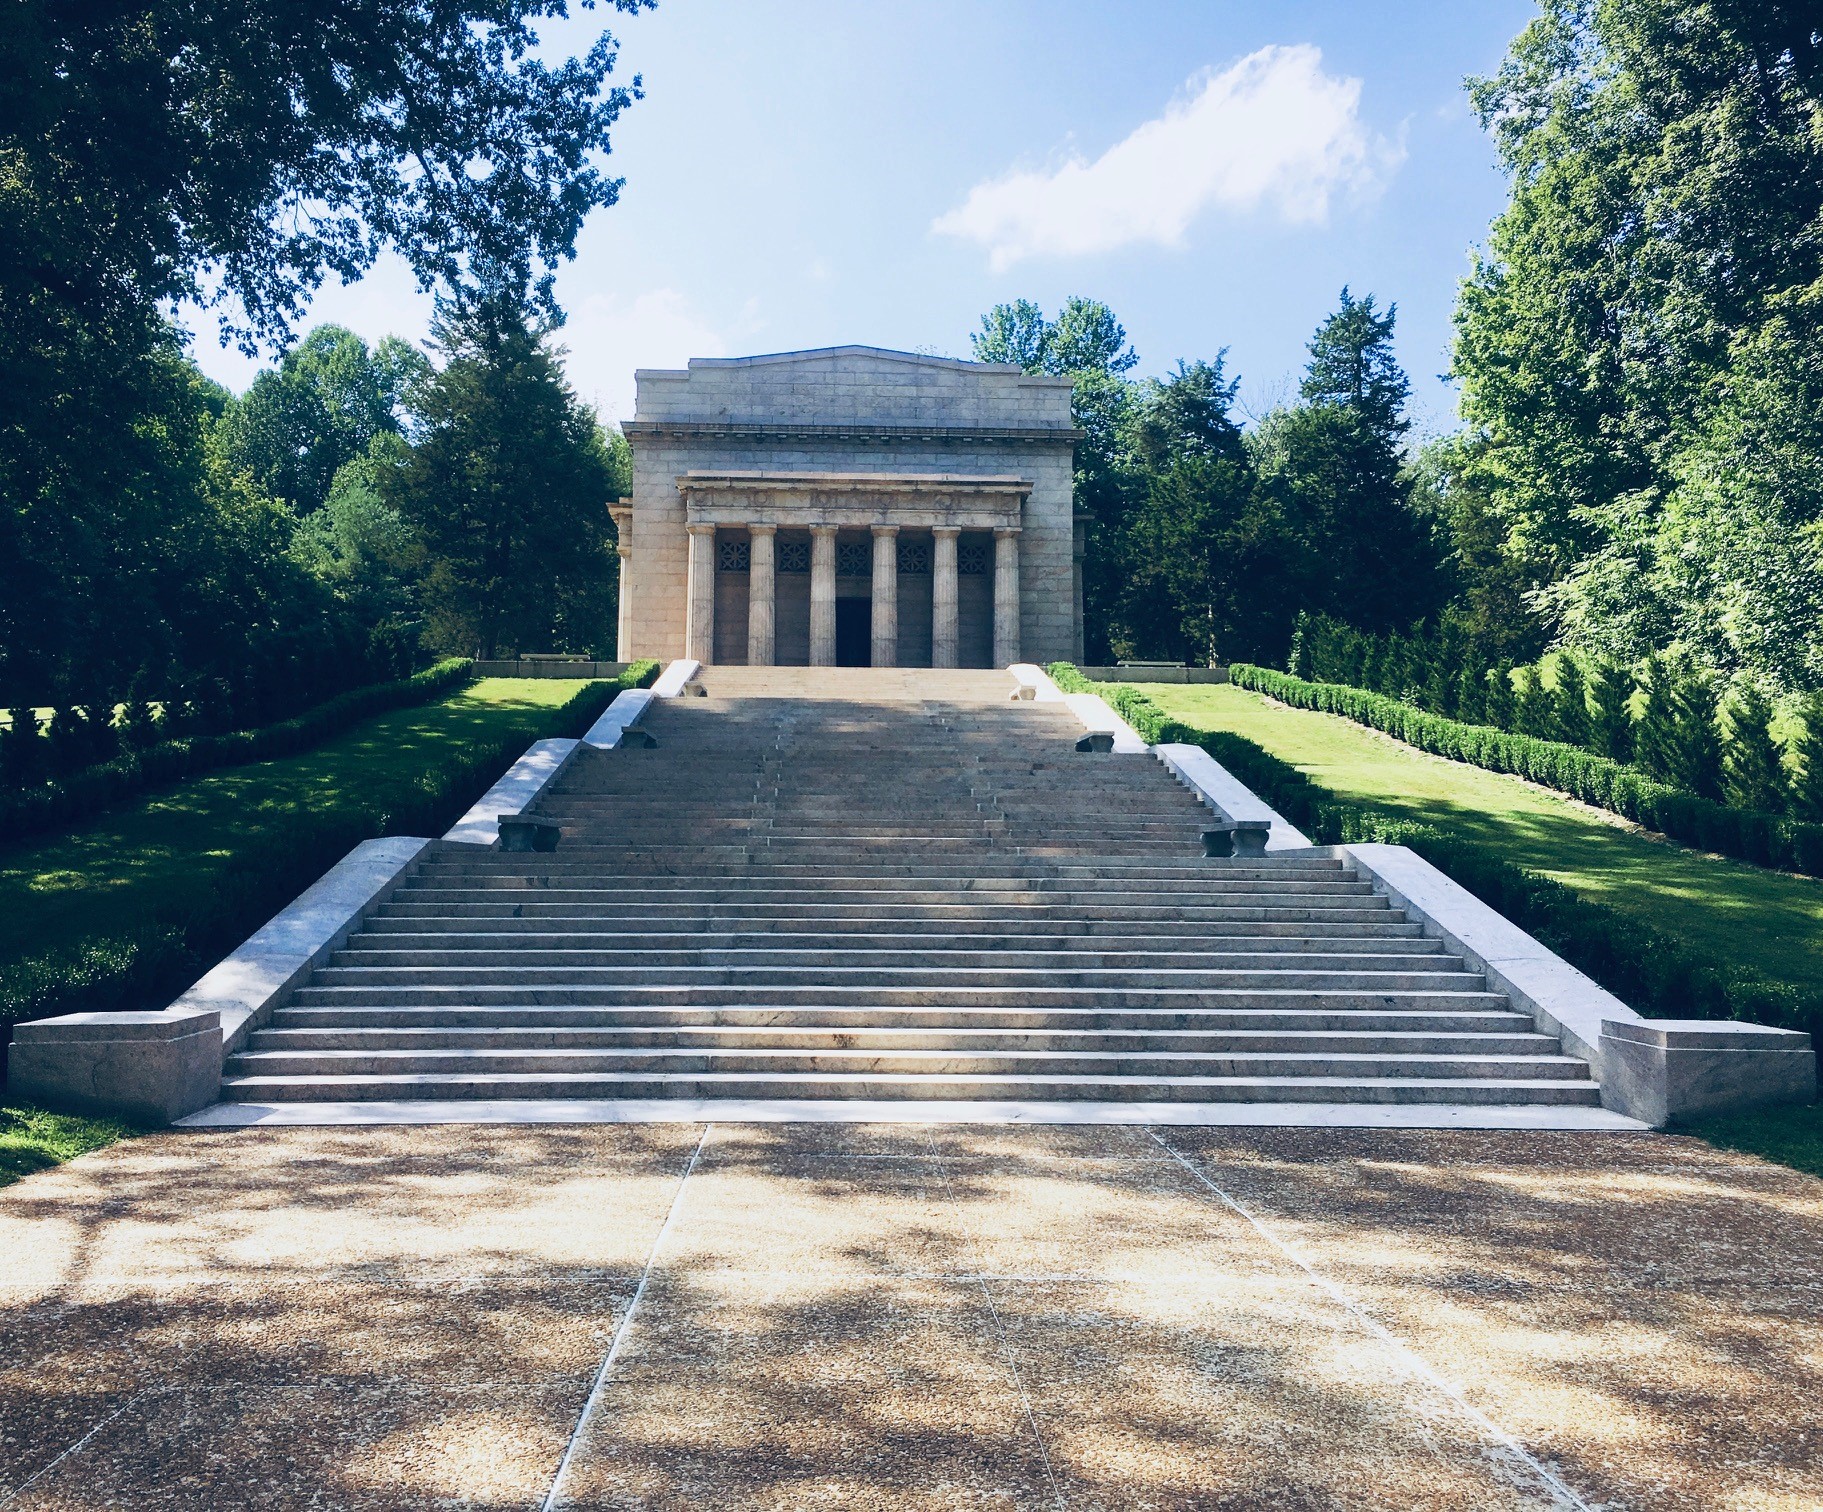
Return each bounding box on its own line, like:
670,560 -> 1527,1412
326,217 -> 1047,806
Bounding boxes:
443,739 -> 582,846
1336,842 -> 1815,1126
11,836 -> 432,1124
1008,664 -> 1149,752
1153,744 -> 1312,852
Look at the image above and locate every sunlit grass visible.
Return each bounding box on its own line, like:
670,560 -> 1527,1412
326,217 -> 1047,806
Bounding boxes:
0,1101 -> 140,1187
0,678 -> 592,968
1139,682 -> 1823,993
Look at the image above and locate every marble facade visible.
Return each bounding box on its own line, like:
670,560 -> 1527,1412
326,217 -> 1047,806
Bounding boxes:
615,347 -> 1083,667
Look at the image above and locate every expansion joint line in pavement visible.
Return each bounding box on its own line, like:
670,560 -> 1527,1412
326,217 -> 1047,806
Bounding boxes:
1,1389 -> 150,1507
926,1134 -> 1068,1511
541,1124 -> 711,1512
1147,1130 -> 1595,1512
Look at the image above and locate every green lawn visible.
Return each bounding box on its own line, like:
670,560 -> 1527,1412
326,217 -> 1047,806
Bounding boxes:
0,1102 -> 138,1188
1140,682 -> 1823,993
0,677 -> 593,973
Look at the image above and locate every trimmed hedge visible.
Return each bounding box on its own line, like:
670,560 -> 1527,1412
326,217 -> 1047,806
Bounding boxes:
0,661 -> 661,1045
1047,666 -> 1822,1046
1227,663 -> 1823,879
0,659 -> 477,845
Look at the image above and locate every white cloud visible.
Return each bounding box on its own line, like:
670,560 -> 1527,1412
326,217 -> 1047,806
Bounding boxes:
932,45 -> 1402,270
559,287 -> 731,423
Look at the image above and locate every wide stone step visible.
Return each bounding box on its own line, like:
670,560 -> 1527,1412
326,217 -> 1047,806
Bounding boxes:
287,984 -> 1506,1010
377,901 -> 1404,923
327,946 -> 1458,972
306,964 -> 1481,990
270,1004 -> 1534,1032
225,1046 -> 1592,1082
245,1025 -> 1566,1056
350,927 -> 1433,950
219,1070 -> 1604,1106
359,917 -> 1426,940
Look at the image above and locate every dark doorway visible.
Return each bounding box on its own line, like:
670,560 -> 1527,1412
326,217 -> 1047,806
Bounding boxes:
835,598 -> 871,666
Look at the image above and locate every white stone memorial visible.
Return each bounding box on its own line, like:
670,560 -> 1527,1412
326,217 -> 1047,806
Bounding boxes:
614,346 -> 1083,667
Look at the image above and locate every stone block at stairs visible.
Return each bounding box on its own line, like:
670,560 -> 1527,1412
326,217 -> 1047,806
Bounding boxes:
1599,1019 -> 1815,1127
11,1010 -> 222,1125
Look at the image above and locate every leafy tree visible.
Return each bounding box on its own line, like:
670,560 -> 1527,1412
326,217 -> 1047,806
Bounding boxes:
1722,681 -> 1788,813
1454,0 -> 1823,688
384,295 -> 617,658
217,328 -> 428,514
971,300 -> 1051,373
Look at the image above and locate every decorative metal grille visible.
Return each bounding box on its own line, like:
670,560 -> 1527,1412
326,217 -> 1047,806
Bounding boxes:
897,541 -> 931,575
836,541 -> 871,576
717,538 -> 750,572
777,540 -> 810,573
958,542 -> 991,576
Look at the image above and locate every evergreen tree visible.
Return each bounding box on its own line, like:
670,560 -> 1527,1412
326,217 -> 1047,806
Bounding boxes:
1634,657 -> 1680,783
1485,664 -> 1517,730
386,294 -> 617,659
119,677 -> 161,752
0,709 -> 42,787
1722,680 -> 1788,814
1513,664 -> 1553,739
1589,663 -> 1635,764
1553,657 -> 1592,750
1791,694 -> 1823,823
1668,669 -> 1725,800
1455,665 -> 1487,726
1287,611 -> 1312,678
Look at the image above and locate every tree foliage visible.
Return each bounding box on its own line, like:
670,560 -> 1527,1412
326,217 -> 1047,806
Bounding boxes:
1454,0 -> 1823,689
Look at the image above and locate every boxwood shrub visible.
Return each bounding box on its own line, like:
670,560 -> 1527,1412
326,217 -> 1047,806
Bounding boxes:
1226,663 -> 1823,879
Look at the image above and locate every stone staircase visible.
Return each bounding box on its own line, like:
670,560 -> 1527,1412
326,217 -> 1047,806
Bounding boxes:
219,667 -> 1601,1108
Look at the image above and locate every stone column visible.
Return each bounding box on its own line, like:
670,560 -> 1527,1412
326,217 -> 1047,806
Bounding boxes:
992,528 -> 1021,668
870,524 -> 899,668
930,527 -> 959,669
610,504 -> 634,663
809,525 -> 837,667
685,523 -> 716,664
746,523 -> 776,667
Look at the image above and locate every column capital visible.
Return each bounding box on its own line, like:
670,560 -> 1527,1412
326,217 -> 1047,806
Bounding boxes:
686,521 -> 717,538
747,521 -> 777,538
931,525 -> 961,540
870,523 -> 900,539
809,523 -> 838,539
615,541 -> 631,559
994,525 -> 1022,540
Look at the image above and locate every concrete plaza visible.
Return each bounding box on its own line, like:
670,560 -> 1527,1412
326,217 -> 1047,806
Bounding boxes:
3,1122 -> 1819,1508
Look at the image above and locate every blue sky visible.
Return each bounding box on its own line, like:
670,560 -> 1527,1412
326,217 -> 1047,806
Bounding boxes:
186,0 -> 1538,435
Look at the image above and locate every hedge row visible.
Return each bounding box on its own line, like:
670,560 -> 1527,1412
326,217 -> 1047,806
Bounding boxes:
1047,665 -> 1821,1045
0,663 -> 661,1045
1227,663 -> 1823,878
0,660 -> 477,845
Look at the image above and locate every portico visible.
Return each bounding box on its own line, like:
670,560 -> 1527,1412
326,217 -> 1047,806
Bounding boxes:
676,471 -> 1028,668
617,346 -> 1081,668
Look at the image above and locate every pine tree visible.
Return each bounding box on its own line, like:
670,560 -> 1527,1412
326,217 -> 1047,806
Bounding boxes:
1634,657 -> 1680,781
1589,662 -> 1635,763
1514,664 -> 1553,738
1455,665 -> 1486,725
119,675 -> 161,752
1722,680 -> 1787,813
1668,669 -> 1725,800
1485,664 -> 1517,730
1554,657 -> 1592,750
1790,693 -> 1823,823
1359,640 -> 1384,694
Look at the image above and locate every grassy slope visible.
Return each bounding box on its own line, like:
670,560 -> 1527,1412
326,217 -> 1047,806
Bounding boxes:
0,677 -> 592,967
0,1103 -> 137,1188
1141,683 -> 1823,993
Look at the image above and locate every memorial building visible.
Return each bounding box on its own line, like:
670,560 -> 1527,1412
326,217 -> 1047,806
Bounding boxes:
613,346 -> 1084,667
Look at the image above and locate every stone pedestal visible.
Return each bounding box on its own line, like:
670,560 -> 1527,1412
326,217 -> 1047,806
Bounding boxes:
747,524 -> 776,666
931,527 -> 959,669
11,1010 -> 224,1125
1600,1019 -> 1816,1126
685,523 -> 716,664
871,525 -> 899,668
993,528 -> 1021,668
809,526 -> 837,667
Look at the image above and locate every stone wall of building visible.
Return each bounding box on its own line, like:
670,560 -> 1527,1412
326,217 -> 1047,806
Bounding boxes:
621,347 -> 1079,667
